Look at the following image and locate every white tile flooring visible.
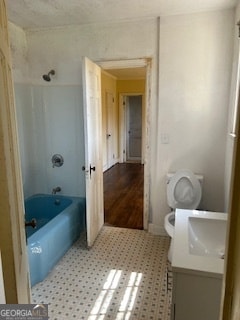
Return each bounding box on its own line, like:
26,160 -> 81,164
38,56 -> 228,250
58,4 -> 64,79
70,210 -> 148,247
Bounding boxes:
31,226 -> 172,320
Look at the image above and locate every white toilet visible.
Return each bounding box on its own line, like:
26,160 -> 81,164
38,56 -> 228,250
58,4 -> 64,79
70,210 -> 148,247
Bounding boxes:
164,169 -> 203,262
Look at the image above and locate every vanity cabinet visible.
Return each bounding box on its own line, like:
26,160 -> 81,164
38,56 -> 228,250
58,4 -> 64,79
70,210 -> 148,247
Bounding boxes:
171,271 -> 222,320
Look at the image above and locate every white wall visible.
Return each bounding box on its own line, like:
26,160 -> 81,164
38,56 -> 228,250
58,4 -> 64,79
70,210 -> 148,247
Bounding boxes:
150,9 -> 234,233
15,84 -> 86,198
26,19 -> 158,85
10,23 -> 86,198
224,3 -> 240,212
14,84 -> 33,198
9,22 -> 28,83
10,21 -> 86,197
9,10 -> 234,233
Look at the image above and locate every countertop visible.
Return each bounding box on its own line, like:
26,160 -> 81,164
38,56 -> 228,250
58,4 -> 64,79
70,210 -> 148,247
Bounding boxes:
172,209 -> 227,278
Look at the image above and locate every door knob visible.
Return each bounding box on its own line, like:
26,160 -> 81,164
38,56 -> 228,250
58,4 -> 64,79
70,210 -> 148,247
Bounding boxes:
82,165 -> 95,177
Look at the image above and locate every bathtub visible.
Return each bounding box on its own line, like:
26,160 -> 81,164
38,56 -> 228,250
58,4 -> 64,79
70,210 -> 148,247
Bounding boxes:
25,194 -> 86,287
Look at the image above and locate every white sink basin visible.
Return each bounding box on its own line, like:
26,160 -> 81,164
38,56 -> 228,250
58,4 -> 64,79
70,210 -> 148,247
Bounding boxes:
188,217 -> 227,258
172,209 -> 228,277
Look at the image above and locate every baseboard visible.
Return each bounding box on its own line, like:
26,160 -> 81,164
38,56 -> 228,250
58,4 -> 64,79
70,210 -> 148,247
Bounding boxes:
148,223 -> 168,236
103,159 -> 119,172
103,164 -> 108,172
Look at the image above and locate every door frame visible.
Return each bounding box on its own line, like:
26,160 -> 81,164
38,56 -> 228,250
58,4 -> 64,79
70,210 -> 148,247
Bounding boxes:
97,58 -> 151,230
0,0 -> 31,302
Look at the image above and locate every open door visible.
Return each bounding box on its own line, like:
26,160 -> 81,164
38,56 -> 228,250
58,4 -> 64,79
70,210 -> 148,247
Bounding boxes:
0,0 -> 31,302
82,57 -> 104,247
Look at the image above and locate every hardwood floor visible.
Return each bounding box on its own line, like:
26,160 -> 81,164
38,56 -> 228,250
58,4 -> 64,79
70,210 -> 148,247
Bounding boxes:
104,163 -> 144,229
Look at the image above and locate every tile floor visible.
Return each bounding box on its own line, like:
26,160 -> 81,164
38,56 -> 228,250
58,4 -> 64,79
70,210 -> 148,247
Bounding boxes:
31,226 -> 172,320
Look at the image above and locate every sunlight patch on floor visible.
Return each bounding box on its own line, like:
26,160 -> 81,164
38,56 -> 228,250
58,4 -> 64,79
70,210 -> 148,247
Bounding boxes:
88,269 -> 142,320
116,272 -> 142,319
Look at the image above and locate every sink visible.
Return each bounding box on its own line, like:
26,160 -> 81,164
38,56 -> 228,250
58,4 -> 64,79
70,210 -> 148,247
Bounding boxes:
188,217 -> 227,258
172,209 -> 228,276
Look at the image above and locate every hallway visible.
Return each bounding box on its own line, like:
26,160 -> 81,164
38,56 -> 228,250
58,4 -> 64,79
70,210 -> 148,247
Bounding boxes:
104,163 -> 144,229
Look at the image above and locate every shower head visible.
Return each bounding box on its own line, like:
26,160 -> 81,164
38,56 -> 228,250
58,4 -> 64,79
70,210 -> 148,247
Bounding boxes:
42,69 -> 55,82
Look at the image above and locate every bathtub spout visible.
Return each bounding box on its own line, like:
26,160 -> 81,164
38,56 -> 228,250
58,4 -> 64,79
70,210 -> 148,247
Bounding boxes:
52,186 -> 61,194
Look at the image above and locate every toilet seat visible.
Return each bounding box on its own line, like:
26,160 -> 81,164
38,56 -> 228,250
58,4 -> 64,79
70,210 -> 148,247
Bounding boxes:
167,169 -> 202,209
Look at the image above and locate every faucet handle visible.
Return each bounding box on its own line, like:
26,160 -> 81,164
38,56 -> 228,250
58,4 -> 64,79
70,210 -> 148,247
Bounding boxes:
52,154 -> 64,168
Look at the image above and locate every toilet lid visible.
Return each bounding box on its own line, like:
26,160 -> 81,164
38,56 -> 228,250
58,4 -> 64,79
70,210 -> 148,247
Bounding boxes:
167,169 -> 202,209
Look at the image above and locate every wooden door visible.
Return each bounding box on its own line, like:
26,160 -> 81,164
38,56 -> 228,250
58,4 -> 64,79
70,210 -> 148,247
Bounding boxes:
82,57 -> 104,247
126,95 -> 142,162
0,0 -> 31,302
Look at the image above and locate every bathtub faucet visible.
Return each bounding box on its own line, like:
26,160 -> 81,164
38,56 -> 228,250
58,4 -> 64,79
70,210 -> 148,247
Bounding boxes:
52,186 -> 61,194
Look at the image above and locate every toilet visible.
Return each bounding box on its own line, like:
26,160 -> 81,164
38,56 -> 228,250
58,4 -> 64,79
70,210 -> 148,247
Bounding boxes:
164,169 -> 203,262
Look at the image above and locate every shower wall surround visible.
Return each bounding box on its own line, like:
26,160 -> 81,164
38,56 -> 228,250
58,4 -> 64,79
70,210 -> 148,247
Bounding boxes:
15,84 -> 86,198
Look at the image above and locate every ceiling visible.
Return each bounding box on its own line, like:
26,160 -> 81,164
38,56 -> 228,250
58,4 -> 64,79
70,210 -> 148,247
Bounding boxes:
5,0 -> 238,80
6,0 -> 238,30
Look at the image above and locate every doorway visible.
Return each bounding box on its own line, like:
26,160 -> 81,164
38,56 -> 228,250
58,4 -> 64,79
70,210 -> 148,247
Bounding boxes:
99,59 -> 151,230
100,63 -> 148,230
